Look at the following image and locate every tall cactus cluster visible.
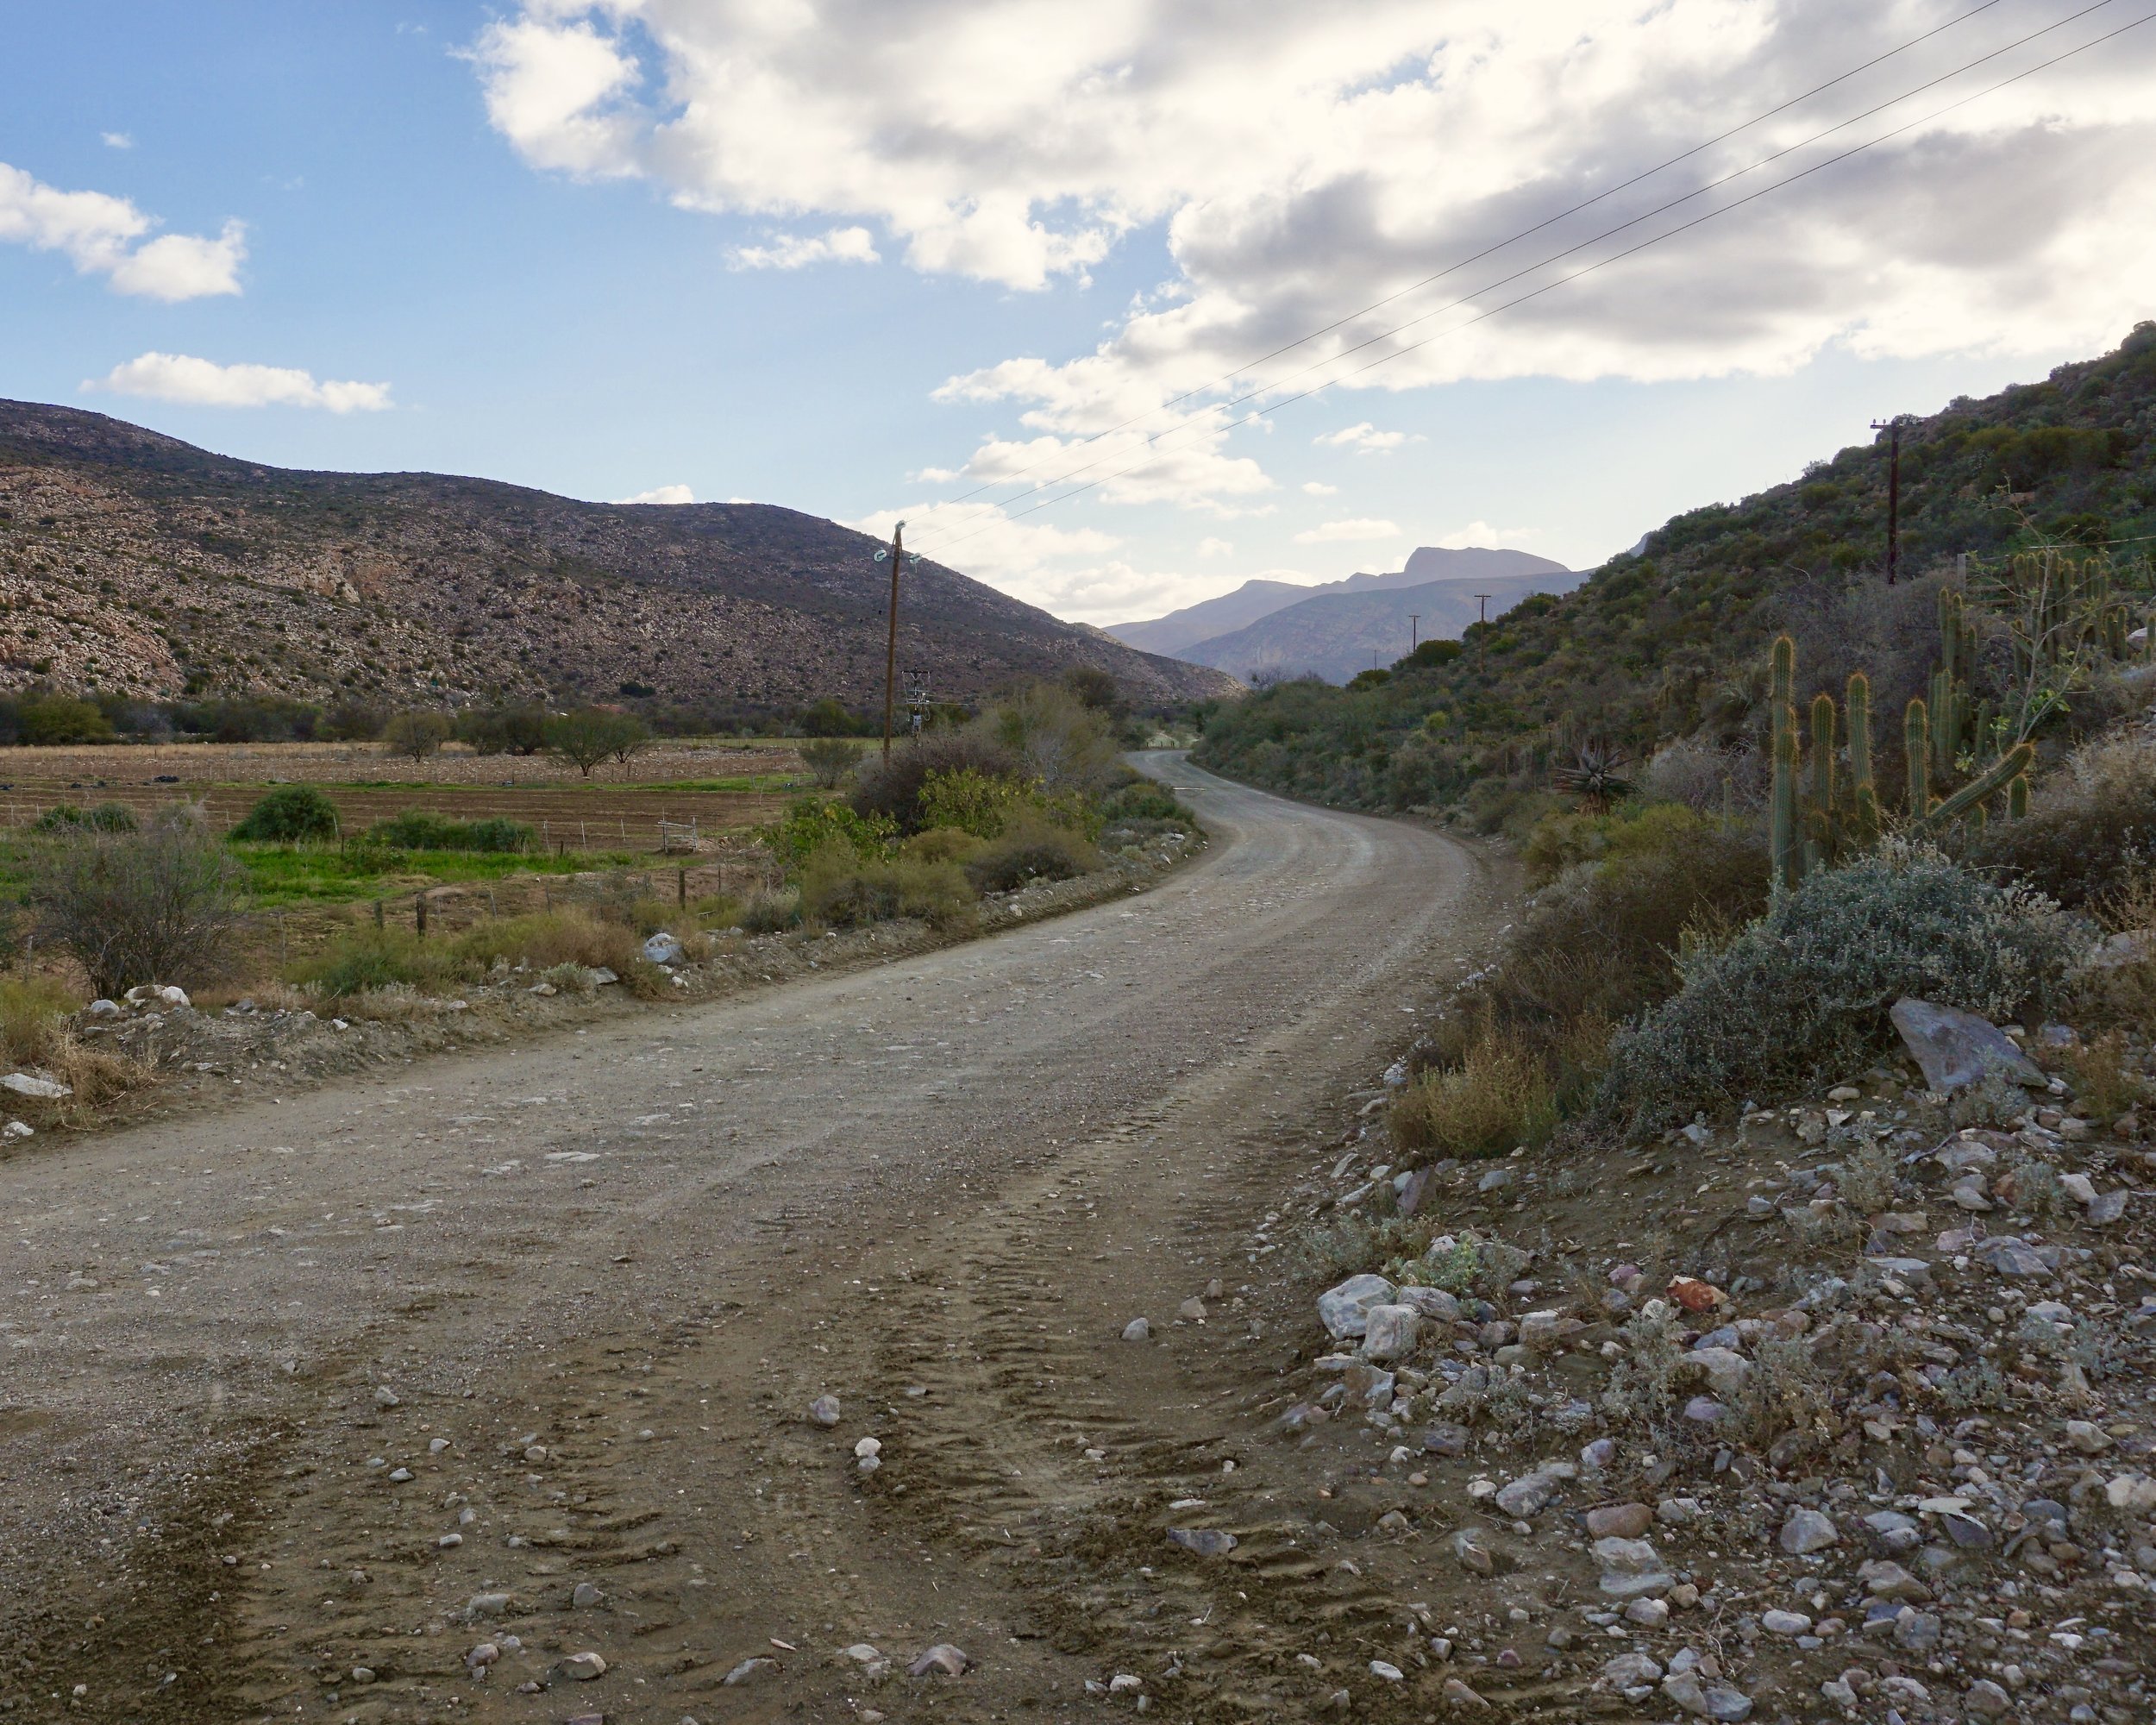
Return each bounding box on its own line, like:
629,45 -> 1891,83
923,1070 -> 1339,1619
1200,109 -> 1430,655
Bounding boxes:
1991,548 -> 2146,680
1766,610 -> 2032,892
1768,642 -> 1890,889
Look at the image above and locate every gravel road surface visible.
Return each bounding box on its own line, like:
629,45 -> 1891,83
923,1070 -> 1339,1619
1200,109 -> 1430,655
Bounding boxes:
0,756 -> 1501,1723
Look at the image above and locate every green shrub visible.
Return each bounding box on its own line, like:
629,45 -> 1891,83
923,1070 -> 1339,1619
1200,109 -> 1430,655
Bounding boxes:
1100,778 -> 1194,825
799,845 -> 975,928
366,811 -> 535,852
32,802 -> 138,835
231,784 -> 341,843
1969,731 -> 2156,908
758,798 -> 893,868
1595,845 -> 2089,1136
902,827 -> 987,866
799,737 -> 863,789
294,908 -> 661,998
450,909 -> 646,979
1420,807 -> 1766,1096
918,766 -> 1033,838
737,887 -> 802,934
851,731 -> 1025,833
291,927 -> 461,996
1521,800 -> 1714,888
16,694 -> 116,745
962,816 -> 1100,893
27,809 -> 244,998
690,893 -> 743,929
0,974 -> 83,1064
544,709 -> 650,776
1392,1034 -> 1560,1158
382,709 -> 453,762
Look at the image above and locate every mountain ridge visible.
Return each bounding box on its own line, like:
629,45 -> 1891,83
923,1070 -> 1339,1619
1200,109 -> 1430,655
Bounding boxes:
1106,545 -> 1570,657
0,400 -> 1235,713
1175,565 -> 1583,685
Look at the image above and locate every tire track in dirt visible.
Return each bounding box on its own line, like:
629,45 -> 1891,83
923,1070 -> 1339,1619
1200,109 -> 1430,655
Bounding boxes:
0,759 -> 1509,1723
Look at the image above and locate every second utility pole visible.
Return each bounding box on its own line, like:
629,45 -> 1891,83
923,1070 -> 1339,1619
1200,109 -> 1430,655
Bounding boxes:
879,520 -> 906,762
1871,417 -> 1902,586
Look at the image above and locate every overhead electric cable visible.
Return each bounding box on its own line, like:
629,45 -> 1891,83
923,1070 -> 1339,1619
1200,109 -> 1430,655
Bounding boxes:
917,8 -> 2153,559
914,0 -> 2120,555
913,0 -> 2015,528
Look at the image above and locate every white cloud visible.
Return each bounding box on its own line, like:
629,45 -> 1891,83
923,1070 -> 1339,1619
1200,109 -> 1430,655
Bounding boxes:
1302,480 -> 1338,496
1432,519 -> 1540,549
729,224 -> 880,271
108,223 -> 247,301
0,161 -> 243,299
1197,536 -> 1233,558
88,352 -> 392,413
471,2 -> 2156,518
101,132 -> 133,150
615,483 -> 694,505
1315,422 -> 1408,454
466,14 -> 644,178
1294,518 -> 1401,544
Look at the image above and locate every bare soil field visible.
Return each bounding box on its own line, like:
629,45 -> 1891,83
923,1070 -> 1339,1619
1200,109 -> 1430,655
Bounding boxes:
0,739 -> 809,850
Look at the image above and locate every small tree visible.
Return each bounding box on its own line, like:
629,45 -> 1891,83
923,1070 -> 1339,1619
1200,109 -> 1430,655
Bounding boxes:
546,709 -> 647,778
29,807 -> 244,998
799,737 -> 862,790
383,709 -> 452,764
607,713 -> 653,767
1062,666 -> 1123,714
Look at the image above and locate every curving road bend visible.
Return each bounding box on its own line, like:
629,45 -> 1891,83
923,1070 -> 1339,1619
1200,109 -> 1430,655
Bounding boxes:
0,756 -> 1506,1722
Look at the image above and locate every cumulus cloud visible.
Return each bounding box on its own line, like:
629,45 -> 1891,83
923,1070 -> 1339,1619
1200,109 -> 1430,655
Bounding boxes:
1197,536 -> 1233,558
1302,480 -> 1339,496
851,500 -> 1148,616
616,483 -> 694,505
473,2 -> 2156,518
1432,520 -> 1541,549
88,352 -> 392,413
1294,518 -> 1401,544
0,162 -> 243,299
729,224 -> 880,270
101,132 -> 133,150
1315,422 -> 1409,454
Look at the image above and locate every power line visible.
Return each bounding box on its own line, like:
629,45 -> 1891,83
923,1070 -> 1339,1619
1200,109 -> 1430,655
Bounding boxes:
918,0 -> 2015,530
917,7 -> 2152,561
915,0 -> 2123,558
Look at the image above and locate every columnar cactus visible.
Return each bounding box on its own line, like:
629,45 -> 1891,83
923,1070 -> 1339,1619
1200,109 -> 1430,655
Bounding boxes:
1905,698 -> 1930,819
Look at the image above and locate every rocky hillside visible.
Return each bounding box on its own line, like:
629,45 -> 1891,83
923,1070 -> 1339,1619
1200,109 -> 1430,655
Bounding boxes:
0,402 -> 1232,712
1196,323 -> 2156,806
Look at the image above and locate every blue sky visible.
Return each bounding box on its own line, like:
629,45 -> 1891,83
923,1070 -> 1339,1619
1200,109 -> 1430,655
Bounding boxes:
3,1 -> 2151,626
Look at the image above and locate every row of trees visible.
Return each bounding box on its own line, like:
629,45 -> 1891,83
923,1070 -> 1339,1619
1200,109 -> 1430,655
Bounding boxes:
381,707 -> 655,776
0,688 -> 901,749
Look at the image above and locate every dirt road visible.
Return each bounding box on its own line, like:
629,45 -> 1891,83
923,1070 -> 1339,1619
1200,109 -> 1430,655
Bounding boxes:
0,757 -> 1504,1724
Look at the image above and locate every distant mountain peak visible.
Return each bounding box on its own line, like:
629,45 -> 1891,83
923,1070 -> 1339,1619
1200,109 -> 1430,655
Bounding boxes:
1106,545 -> 1571,663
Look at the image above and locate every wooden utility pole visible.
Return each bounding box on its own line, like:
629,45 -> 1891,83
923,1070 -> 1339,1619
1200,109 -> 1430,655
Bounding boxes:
1473,593 -> 1493,671
878,521 -> 907,762
1871,417 -> 1902,586
1409,612 -> 1420,652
